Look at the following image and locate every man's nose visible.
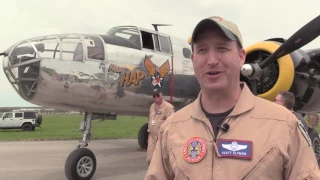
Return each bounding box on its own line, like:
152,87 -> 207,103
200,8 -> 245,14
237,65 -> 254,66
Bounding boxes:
206,49 -> 219,66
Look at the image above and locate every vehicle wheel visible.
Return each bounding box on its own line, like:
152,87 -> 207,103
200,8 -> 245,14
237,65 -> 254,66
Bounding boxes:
36,115 -> 42,125
65,148 -> 96,180
308,128 -> 320,167
138,123 -> 148,150
21,123 -> 33,131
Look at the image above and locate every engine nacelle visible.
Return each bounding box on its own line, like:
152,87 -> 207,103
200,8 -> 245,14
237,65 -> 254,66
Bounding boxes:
243,40 -> 298,101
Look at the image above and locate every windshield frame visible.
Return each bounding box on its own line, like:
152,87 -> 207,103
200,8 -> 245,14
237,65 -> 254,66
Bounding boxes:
106,26 -> 142,49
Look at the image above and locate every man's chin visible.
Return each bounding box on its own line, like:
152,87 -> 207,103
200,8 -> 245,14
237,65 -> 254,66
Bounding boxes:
203,83 -> 227,92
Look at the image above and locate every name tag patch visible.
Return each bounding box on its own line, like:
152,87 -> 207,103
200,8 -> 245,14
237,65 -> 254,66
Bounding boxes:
217,139 -> 253,160
156,111 -> 161,115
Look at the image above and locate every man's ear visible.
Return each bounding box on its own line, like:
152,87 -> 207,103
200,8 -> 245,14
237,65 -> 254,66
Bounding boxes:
239,48 -> 246,67
191,53 -> 194,62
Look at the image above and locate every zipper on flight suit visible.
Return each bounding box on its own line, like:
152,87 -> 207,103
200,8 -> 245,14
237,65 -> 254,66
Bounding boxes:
214,117 -> 232,142
212,117 -> 232,180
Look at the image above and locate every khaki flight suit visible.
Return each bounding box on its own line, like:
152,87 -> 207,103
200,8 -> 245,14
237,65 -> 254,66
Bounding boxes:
145,82 -> 320,180
146,99 -> 174,165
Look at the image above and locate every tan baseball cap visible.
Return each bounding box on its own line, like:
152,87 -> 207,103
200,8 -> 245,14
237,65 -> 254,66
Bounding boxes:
190,16 -> 243,48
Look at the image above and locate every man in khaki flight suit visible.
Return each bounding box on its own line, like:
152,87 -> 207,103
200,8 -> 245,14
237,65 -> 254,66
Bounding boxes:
146,91 -> 174,166
274,91 -> 309,131
145,16 -> 320,180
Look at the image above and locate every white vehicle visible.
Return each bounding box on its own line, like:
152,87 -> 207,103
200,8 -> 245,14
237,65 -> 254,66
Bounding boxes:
0,111 -> 42,131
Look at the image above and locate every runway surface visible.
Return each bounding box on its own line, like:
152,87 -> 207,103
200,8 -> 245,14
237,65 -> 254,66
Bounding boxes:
0,139 -> 148,180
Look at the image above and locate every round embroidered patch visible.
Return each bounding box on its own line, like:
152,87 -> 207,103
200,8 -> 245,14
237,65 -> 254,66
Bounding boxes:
182,137 -> 207,163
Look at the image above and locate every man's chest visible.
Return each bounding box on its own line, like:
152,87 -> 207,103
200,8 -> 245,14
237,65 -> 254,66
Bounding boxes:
167,119 -> 287,180
151,107 -> 166,120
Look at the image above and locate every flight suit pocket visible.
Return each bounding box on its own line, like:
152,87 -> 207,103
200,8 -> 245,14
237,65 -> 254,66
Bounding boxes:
238,143 -> 281,180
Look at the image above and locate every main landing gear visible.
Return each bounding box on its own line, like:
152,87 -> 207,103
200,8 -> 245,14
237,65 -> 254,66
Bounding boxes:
64,112 -> 116,180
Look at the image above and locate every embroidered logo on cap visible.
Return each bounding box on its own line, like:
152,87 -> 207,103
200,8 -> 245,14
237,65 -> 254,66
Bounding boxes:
217,139 -> 253,160
183,137 -> 206,163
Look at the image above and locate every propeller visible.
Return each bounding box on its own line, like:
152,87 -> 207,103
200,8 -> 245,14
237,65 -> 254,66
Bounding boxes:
241,15 -> 320,95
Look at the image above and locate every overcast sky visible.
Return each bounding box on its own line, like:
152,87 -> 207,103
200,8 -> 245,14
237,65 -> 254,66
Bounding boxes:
0,0 -> 319,107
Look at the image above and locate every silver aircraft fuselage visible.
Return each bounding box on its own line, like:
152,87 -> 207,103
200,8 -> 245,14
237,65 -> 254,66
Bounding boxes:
2,26 -> 200,116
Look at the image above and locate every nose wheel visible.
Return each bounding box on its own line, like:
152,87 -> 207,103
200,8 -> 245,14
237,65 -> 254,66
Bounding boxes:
65,112 -> 97,180
65,148 -> 97,180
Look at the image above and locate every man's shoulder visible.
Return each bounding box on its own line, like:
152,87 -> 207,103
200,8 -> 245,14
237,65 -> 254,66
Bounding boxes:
292,111 -> 304,121
252,96 -> 298,123
164,101 -> 174,109
150,103 -> 155,108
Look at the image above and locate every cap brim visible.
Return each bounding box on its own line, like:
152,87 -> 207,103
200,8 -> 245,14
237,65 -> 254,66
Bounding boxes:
191,19 -> 237,45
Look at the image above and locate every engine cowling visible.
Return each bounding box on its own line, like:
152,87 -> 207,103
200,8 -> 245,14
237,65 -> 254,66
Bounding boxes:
243,40 -> 295,101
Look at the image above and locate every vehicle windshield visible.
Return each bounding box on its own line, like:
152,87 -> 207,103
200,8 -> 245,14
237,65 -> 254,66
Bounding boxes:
106,26 -> 141,48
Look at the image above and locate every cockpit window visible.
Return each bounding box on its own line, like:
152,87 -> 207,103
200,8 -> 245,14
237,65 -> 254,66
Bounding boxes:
106,27 -> 141,49
73,35 -> 105,61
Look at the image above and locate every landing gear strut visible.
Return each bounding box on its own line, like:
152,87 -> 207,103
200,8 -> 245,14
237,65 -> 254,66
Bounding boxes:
65,112 -> 96,180
64,112 -> 117,180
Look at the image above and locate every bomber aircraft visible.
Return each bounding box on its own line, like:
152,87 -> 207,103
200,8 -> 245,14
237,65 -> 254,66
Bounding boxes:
1,15 -> 320,179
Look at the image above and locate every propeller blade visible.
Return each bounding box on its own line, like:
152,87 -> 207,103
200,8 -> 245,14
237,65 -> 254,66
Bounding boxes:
250,80 -> 258,95
258,15 -> 320,69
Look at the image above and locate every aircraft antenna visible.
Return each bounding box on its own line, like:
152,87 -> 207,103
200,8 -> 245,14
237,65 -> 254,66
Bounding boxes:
151,24 -> 173,32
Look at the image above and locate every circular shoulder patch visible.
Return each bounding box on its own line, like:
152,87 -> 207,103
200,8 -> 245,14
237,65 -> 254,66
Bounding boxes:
182,137 -> 207,163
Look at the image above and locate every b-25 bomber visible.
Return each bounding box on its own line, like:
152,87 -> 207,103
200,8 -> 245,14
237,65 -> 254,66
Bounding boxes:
1,15 -> 320,179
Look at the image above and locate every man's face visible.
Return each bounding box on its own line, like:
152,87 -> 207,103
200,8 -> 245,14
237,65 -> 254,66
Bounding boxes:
274,94 -> 284,106
153,93 -> 163,103
191,26 -> 246,92
309,115 -> 319,129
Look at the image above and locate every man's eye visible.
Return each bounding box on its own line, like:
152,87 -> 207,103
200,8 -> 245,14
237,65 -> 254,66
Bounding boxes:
218,47 -> 228,51
197,48 -> 207,53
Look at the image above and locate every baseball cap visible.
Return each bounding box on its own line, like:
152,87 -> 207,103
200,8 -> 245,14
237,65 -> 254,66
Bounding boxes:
190,16 -> 243,48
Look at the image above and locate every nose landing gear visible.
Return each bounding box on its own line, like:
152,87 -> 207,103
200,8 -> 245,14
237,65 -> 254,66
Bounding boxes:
64,112 -> 116,180
65,112 -> 96,180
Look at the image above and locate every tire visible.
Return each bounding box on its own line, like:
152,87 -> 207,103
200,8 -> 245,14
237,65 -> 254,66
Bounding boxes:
21,123 -> 33,131
36,115 -> 42,125
308,128 -> 320,167
65,148 -> 97,180
138,123 -> 148,150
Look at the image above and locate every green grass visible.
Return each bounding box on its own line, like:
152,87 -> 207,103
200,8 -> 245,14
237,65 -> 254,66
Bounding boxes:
0,115 -> 148,141
0,114 -> 318,141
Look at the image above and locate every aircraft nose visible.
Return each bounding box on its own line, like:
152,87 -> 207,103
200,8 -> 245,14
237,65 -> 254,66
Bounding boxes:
1,38 -> 46,100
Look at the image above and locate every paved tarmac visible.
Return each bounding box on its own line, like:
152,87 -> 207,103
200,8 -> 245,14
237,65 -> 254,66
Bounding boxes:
0,139 -> 148,180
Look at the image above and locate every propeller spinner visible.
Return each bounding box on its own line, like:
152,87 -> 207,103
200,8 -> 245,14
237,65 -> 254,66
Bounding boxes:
241,15 -> 320,95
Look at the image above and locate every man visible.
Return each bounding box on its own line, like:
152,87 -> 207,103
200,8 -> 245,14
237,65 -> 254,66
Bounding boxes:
146,91 -> 174,166
274,91 -> 309,131
145,16 -> 320,179
306,112 -> 320,166
308,113 -> 320,130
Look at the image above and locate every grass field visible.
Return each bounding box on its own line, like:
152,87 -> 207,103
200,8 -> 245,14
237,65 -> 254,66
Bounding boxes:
0,114 -> 318,141
0,115 -> 148,141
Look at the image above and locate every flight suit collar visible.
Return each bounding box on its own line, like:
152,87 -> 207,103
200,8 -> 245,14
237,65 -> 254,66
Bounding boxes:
155,99 -> 165,108
191,82 -> 255,120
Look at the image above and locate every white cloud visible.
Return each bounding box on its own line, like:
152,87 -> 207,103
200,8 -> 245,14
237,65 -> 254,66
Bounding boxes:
0,0 -> 319,107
